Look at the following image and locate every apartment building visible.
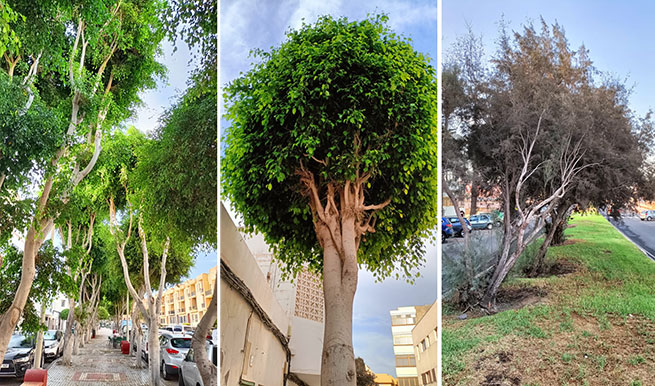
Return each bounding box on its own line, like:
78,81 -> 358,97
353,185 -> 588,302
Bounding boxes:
389,305 -> 431,386
159,266 -> 217,327
412,301 -> 437,385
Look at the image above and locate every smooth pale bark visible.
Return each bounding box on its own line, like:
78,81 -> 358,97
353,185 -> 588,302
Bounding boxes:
319,226 -> 357,386
34,302 -> 47,368
297,166 -> 389,386
192,284 -> 217,386
0,221 -> 52,361
61,297 -> 76,365
111,207 -> 169,386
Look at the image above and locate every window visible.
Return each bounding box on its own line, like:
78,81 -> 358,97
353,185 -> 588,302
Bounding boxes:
393,335 -> 413,345
395,355 -> 416,367
391,315 -> 415,325
398,378 -> 418,386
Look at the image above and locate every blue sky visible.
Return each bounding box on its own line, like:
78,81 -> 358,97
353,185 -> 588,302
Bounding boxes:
220,0 -> 437,376
444,0 -> 655,119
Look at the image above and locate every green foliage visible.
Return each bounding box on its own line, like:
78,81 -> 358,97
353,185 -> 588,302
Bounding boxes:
97,305 -> 110,320
355,357 -> 375,386
0,1 -> 21,57
136,81 -> 217,247
0,242 -> 73,334
223,15 -> 438,278
59,308 -> 69,321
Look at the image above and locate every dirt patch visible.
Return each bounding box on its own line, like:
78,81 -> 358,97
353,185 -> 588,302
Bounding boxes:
495,285 -> 547,312
446,313 -> 655,386
558,238 -> 584,246
546,259 -> 579,276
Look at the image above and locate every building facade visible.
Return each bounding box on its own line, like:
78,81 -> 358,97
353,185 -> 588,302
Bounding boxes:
160,266 -> 217,327
221,203 -> 324,385
389,305 -> 431,386
412,301 -> 437,385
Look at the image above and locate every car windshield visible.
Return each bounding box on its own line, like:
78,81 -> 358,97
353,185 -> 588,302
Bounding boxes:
9,335 -> 32,348
44,331 -> 57,340
470,216 -> 478,221
171,338 -> 192,349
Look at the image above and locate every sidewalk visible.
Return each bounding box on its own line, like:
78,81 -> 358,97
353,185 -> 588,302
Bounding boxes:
47,328 -> 176,386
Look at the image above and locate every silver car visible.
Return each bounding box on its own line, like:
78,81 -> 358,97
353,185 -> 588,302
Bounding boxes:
178,343 -> 217,386
160,331 -> 192,380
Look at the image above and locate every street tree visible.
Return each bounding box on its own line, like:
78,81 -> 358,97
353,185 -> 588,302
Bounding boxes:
0,0 -> 166,360
223,15 -> 438,385
157,1 -> 217,379
448,20 -> 650,309
355,357 -> 376,386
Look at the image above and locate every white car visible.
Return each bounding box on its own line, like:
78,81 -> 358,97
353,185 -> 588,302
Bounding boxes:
43,330 -> 63,360
178,343 -> 217,386
160,331 -> 193,380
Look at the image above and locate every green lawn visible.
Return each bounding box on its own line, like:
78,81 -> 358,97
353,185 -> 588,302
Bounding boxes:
443,214 -> 655,385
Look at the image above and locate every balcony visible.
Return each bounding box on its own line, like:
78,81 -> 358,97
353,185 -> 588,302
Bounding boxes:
180,295 -> 185,300
168,311 -> 174,315
191,291 -> 196,297
205,290 -> 212,296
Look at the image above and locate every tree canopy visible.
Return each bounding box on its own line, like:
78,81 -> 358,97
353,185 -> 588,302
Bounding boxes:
223,15 -> 438,279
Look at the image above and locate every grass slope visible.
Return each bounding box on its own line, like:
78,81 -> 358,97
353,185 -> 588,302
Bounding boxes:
443,214 -> 655,385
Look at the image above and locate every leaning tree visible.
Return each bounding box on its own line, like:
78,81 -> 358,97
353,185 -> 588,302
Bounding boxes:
223,15 -> 438,385
0,0 -> 165,360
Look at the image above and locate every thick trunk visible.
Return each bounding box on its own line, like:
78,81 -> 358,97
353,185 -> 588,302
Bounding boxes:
34,302 -> 47,369
320,230 -> 357,386
148,316 -> 161,386
62,297 -> 76,365
0,225 -> 46,360
482,223 -> 526,311
470,181 -> 479,216
193,284 -> 217,386
73,326 -> 80,355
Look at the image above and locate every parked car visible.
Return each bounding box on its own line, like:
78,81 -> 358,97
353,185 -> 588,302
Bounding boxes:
1,333 -> 42,379
447,217 -> 472,237
141,329 -> 166,362
160,331 -> 193,380
640,210 -> 655,221
442,217 -> 454,242
178,343 -> 218,386
469,213 -> 494,230
479,211 -> 503,227
43,330 -> 64,360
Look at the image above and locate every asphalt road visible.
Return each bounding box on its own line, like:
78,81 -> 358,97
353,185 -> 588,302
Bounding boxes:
610,216 -> 655,260
0,360 -> 54,386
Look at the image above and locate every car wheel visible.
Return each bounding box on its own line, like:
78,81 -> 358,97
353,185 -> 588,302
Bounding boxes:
178,369 -> 185,386
648,216 -> 652,221
442,233 -> 446,243
162,361 -> 171,380
486,223 -> 493,230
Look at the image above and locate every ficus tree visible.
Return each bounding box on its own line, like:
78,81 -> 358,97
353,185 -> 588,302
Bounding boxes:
223,15 -> 438,385
0,0 -> 165,360
160,1 -> 217,382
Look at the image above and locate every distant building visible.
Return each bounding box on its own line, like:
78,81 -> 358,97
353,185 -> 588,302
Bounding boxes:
412,301 -> 437,385
389,305 -> 431,386
159,266 -> 217,327
220,202 -> 323,385
375,373 -> 399,386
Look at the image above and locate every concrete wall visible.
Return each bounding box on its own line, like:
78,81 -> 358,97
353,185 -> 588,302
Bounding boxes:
220,203 -> 290,386
412,301 -> 437,386
288,316 -> 323,384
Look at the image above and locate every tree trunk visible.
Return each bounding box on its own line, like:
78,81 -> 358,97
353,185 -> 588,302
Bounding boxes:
192,284 -> 217,386
148,314 -> 161,386
0,223 -> 49,361
62,297 -> 76,365
34,302 -> 47,369
529,219 -> 558,277
319,227 -> 357,386
470,180 -> 479,216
